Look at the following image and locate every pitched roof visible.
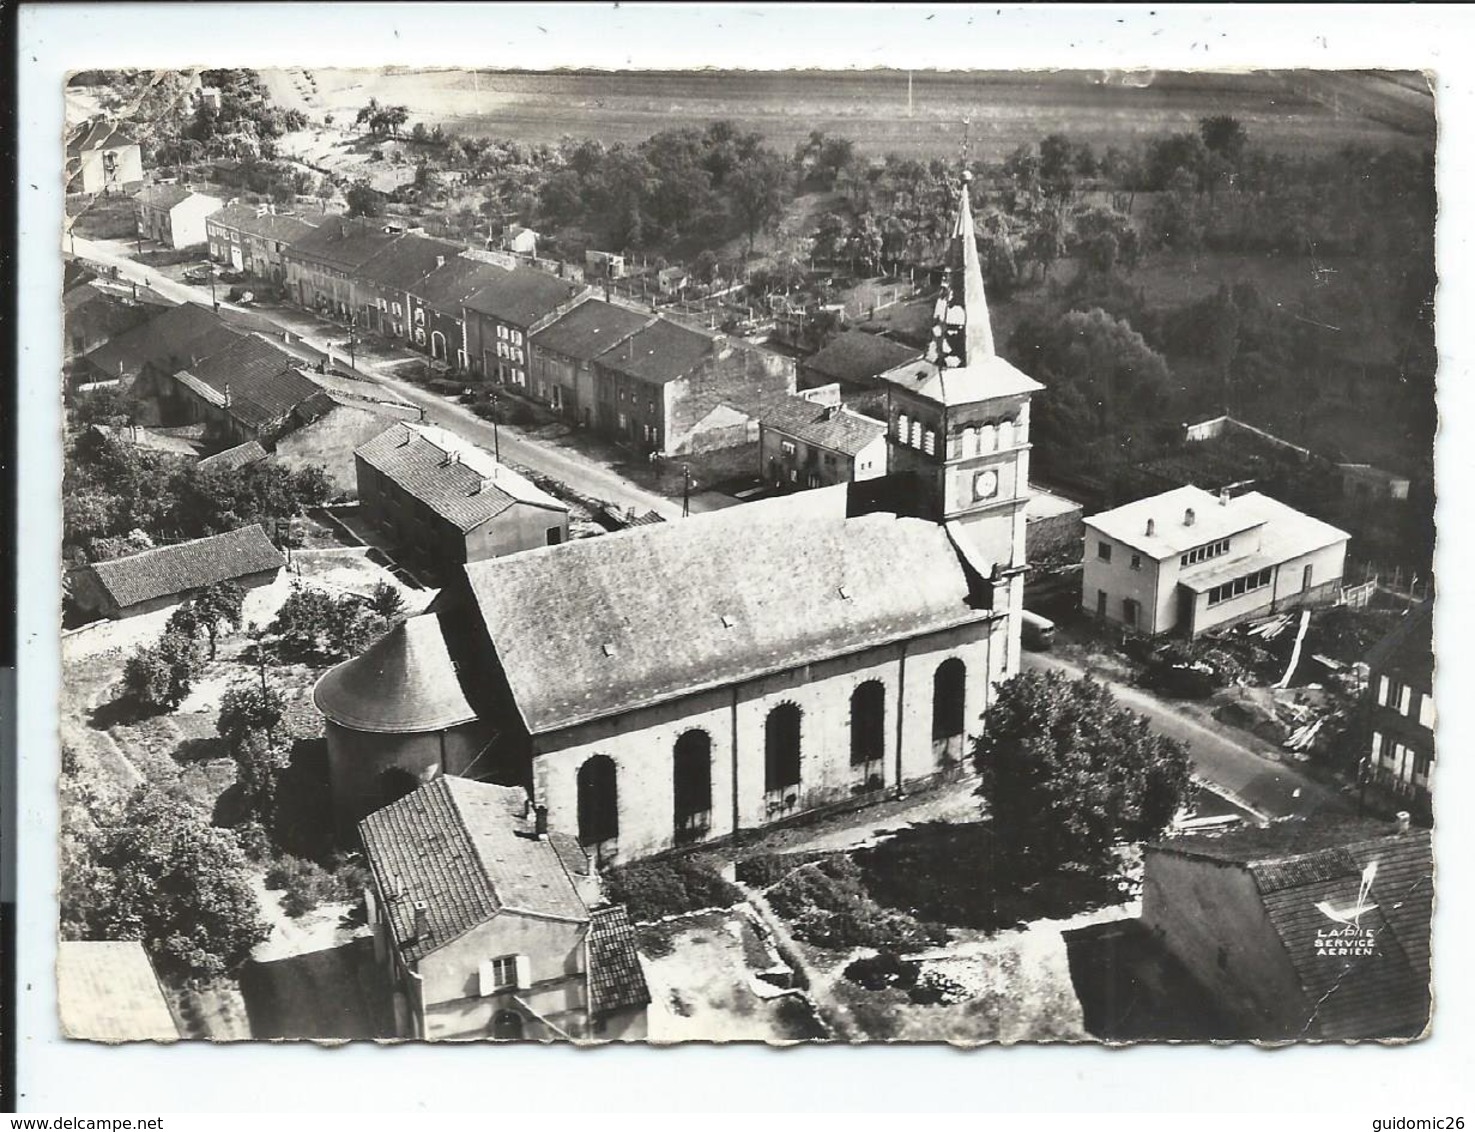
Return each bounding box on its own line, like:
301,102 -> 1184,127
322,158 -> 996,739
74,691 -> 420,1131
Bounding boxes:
530,299 -> 652,362
1365,602 -> 1433,686
804,330 -> 920,384
411,256 -> 504,311
175,336 -> 322,430
760,396 -> 887,458
57,942 -> 179,1042
206,203 -> 324,245
286,216 -> 402,272
134,184 -> 205,212
358,777 -> 590,964
881,354 -> 1044,406
458,486 -> 996,733
1156,819 -> 1432,1039
596,317 -> 716,385
89,524 -> 284,610
587,905 -> 652,1017
80,302 -> 244,380
68,119 -> 136,156
464,266 -> 580,327
314,612 -> 478,734
196,439 -> 268,472
356,423 -> 566,531
356,233 -> 464,291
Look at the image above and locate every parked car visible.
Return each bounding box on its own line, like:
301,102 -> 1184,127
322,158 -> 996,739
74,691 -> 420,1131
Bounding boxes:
183,265 -> 212,283
1021,610 -> 1056,651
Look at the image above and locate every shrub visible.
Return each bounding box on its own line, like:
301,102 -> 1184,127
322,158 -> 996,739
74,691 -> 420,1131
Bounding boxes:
843,951 -> 917,992
120,630 -> 202,712
264,854 -> 366,918
765,856 -> 950,952
604,854 -> 742,922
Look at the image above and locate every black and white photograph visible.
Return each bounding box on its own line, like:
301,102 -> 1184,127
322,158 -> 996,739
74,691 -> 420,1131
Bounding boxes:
48,32 -> 1440,1054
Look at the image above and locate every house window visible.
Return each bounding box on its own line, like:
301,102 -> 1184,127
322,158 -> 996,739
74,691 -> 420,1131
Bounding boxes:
1097,541 -> 1112,563
546,526 -> 564,546
577,755 -> 618,845
1097,590 -> 1107,617
1180,539 -> 1232,568
489,955 -> 518,989
1302,563 -> 1314,592
850,681 -> 886,766
393,302 -> 402,316
1130,553 -> 1142,571
932,658 -> 967,742
897,413 -> 909,442
764,703 -> 802,793
781,440 -> 797,457
498,325 -> 509,340
910,420 -> 923,449
414,308 -> 425,325
1206,566 -> 1274,607
923,430 -> 936,456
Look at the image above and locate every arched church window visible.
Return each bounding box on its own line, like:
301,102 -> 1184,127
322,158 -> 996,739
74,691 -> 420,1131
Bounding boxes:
850,681 -> 886,766
998,419 -> 1015,449
963,426 -> 979,456
765,704 -> 802,792
577,755 -> 618,845
981,423 -> 996,453
673,730 -> 713,837
932,658 -> 967,742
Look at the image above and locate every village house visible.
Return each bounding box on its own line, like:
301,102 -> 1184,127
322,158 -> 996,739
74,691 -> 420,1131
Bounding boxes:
1140,817 -> 1432,1040
353,235 -> 464,339
1081,485 -> 1350,637
408,256 -> 504,369
196,439 -> 268,474
592,318 -> 796,457
70,523 -> 285,624
357,776 -> 650,1041
800,328 -> 922,400
528,299 -> 652,427
205,203 -> 323,281
500,224 -> 539,256
758,390 -> 888,490
63,271 -> 159,363
163,334 -> 325,446
1361,602 -> 1434,819
133,184 -> 224,249
57,941 -> 180,1042
585,249 -> 626,280
272,391 -> 420,495
1338,462 -> 1412,504
462,267 -> 588,389
66,119 -> 144,195
313,174 -> 1038,865
76,301 -> 247,392
284,216 -> 403,321
354,423 -> 570,580
1023,484 -> 1086,568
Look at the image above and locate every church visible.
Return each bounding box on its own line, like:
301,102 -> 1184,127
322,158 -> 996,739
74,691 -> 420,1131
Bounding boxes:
313,174 -> 1045,863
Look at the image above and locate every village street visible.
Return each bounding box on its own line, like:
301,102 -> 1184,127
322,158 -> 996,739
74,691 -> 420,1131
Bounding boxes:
66,234 -> 723,521
1020,649 -> 1355,821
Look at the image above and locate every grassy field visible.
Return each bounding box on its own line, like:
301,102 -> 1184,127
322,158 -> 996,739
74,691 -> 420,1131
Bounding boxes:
258,68 -> 1433,158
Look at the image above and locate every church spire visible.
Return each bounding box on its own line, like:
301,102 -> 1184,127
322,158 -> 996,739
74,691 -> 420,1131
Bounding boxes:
924,170 -> 996,369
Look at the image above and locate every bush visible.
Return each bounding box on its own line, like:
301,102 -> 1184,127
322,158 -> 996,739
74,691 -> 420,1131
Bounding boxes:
120,630 -> 202,712
907,966 -> 972,1006
843,951 -> 917,991
603,854 -> 742,922
737,852 -> 824,889
765,856 -> 950,952
264,853 -> 368,918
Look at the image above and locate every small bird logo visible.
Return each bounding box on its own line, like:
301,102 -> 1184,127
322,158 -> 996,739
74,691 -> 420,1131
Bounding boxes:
1316,862 -> 1379,929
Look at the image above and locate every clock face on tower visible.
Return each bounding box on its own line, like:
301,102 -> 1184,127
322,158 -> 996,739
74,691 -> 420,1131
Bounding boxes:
972,469 -> 1000,501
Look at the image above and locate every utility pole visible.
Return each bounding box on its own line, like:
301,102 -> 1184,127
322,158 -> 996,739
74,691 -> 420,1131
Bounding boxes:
491,389 -> 501,462
682,465 -> 693,518
348,314 -> 356,371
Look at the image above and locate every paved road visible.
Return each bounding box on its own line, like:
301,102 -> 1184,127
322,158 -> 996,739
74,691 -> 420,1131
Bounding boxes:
1021,650 -> 1355,821
70,235 -> 701,520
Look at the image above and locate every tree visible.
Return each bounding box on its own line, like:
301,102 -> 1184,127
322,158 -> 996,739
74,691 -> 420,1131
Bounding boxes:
728,150 -> 791,258
366,581 -> 406,620
266,585 -> 386,664
62,786 -> 268,980
974,670 -> 1192,879
230,727 -> 291,823
167,581 -> 245,659
344,180 -> 384,219
1199,115 -> 1248,167
120,631 -> 202,713
217,679 -> 287,747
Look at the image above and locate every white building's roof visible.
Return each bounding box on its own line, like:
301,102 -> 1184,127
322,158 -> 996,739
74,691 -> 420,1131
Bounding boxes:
1025,484 -> 1083,522
1085,485 -> 1265,557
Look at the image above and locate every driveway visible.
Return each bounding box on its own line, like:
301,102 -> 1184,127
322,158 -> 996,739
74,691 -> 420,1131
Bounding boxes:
1022,650 -> 1354,821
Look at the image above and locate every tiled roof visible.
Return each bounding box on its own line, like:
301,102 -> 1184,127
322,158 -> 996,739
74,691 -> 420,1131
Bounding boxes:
356,234 -> 464,291
804,330 -> 920,384
458,485 -> 996,733
207,204 -> 324,245
412,256 -> 504,312
286,217 -> 402,272
89,524 -> 284,610
134,184 -> 200,212
197,439 -> 268,472
880,354 -> 1043,406
596,318 -> 716,386
587,905 -> 651,1017
760,395 -> 886,458
356,423 -> 566,532
530,300 -> 652,362
57,942 -> 179,1042
464,267 -> 580,327
1365,602 -> 1433,685
175,336 -> 322,430
1158,819 -> 1432,1040
314,612 -> 479,734
81,302 -> 243,380
358,777 -> 589,964
67,120 -> 137,156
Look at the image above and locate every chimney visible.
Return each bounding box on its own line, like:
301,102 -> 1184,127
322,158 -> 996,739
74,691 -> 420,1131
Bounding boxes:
469,476 -> 484,496
223,382 -> 231,409
1219,487 -> 1231,506
412,901 -> 429,939
822,404 -> 841,421
1395,811 -> 1411,834
1184,507 -> 1196,527
534,806 -> 549,840
1145,518 -> 1156,537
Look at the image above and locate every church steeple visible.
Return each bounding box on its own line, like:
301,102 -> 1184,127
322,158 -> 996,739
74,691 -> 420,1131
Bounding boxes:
924,170 -> 996,369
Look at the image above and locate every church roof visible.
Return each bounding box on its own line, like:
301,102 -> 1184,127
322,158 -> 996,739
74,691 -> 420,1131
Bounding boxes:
882,173 -> 1043,406
314,612 -> 479,734
458,486 -> 997,734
